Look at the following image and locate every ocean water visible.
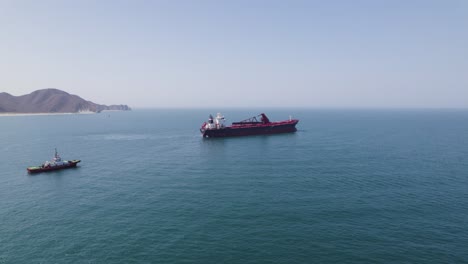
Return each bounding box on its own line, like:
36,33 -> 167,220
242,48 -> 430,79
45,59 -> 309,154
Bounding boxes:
1,109 -> 467,263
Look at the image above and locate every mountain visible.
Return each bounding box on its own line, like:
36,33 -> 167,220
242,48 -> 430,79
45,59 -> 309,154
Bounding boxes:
0,89 -> 131,113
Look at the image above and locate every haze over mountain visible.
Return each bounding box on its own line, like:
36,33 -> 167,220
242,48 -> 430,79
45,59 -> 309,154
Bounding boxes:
0,89 -> 131,113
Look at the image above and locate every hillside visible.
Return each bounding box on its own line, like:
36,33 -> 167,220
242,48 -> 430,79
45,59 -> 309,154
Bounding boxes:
0,89 -> 131,113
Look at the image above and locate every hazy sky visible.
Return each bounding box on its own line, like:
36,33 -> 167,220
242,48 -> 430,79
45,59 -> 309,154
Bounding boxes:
1,0 -> 467,108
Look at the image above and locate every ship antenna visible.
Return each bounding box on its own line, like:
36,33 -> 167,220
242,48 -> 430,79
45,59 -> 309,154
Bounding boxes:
55,148 -> 58,158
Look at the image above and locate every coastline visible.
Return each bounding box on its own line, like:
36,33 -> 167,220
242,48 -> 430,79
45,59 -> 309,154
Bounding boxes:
0,112 -> 96,117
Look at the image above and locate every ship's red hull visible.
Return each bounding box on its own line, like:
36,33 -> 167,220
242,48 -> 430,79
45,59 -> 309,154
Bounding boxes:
202,120 -> 298,138
27,160 -> 81,173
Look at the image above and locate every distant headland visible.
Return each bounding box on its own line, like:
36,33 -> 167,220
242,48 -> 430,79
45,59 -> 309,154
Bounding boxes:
0,89 -> 131,114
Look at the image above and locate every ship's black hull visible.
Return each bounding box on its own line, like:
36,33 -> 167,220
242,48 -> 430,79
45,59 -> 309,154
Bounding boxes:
202,121 -> 298,138
27,160 -> 81,173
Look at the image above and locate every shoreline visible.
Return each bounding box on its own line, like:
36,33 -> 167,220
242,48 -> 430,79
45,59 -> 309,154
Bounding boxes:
0,112 -> 96,117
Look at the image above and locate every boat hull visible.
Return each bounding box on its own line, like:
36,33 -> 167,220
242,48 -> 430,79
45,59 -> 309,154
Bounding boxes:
27,160 -> 81,173
202,120 -> 298,138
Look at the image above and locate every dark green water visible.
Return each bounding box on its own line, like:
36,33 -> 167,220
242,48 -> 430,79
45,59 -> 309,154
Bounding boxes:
1,109 -> 467,263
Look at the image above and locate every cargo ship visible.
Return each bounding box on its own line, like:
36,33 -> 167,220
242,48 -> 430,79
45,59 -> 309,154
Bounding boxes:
200,113 -> 299,138
27,149 -> 81,173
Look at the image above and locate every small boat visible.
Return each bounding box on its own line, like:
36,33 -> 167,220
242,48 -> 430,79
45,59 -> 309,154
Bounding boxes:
27,149 -> 81,173
200,113 -> 299,138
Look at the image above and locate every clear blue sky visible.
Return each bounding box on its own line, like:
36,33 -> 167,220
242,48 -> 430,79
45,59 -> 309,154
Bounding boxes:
1,0 -> 467,108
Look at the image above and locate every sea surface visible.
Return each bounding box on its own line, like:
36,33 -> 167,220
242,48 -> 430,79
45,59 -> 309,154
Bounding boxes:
1,109 -> 467,263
